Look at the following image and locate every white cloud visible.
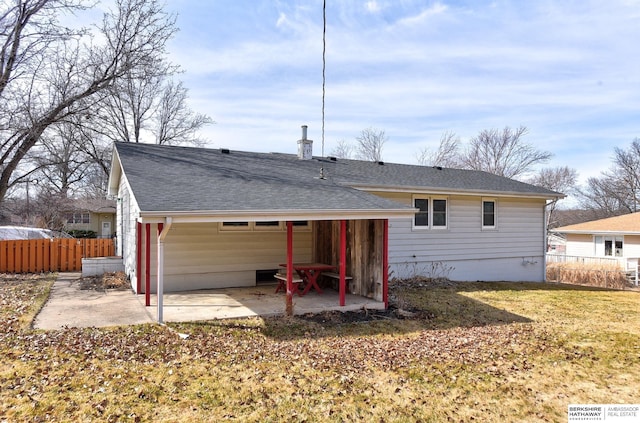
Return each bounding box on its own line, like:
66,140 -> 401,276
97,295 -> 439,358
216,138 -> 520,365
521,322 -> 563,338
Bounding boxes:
365,1 -> 381,14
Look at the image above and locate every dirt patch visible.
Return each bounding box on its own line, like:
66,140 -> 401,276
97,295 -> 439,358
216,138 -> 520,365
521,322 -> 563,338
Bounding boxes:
79,271 -> 129,291
298,306 -> 434,324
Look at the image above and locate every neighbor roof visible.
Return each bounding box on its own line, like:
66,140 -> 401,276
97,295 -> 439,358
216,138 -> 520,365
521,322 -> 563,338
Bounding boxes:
109,142 -> 561,219
553,212 -> 640,235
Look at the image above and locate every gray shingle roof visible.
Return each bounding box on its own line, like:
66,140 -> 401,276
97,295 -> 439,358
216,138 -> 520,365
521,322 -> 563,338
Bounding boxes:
113,142 -> 561,214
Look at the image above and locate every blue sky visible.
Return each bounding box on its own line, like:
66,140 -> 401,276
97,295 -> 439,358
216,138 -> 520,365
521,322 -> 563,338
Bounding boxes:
163,0 -> 639,185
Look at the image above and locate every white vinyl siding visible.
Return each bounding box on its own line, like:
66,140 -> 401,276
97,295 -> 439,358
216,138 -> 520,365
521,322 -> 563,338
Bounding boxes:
370,192 -> 546,282
564,234 -> 595,257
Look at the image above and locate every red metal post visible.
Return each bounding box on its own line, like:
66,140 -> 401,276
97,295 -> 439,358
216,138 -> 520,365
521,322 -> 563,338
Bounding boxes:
339,220 -> 347,306
145,223 -> 151,307
136,222 -> 142,293
383,219 -> 389,308
286,221 -> 293,315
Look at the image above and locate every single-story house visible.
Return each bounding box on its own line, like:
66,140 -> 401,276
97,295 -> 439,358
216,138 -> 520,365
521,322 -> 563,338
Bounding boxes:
108,128 -> 562,321
551,212 -> 640,271
64,198 -> 117,238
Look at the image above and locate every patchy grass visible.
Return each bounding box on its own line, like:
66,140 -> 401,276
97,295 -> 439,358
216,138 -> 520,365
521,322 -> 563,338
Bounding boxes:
1,276 -> 639,422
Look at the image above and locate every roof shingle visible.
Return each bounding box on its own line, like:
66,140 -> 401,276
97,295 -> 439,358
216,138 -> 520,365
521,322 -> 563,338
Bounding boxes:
113,142 -> 561,214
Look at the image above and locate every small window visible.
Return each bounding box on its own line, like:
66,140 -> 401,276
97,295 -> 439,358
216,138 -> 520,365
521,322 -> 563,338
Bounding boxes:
255,221 -> 281,230
482,200 -> 496,228
432,199 -> 447,228
414,198 -> 429,228
221,221 -> 249,231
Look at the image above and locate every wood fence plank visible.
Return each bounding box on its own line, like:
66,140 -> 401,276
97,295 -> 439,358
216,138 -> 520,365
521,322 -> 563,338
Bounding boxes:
50,239 -> 59,272
27,240 -> 36,273
42,239 -> 50,273
0,241 -> 7,273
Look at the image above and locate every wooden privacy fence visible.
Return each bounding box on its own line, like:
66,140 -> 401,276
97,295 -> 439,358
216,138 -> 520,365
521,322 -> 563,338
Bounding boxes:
0,238 -> 116,273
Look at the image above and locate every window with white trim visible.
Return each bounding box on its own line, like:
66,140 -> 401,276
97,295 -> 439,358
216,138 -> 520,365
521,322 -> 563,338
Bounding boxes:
482,199 -> 496,229
594,235 -> 623,257
413,196 -> 448,229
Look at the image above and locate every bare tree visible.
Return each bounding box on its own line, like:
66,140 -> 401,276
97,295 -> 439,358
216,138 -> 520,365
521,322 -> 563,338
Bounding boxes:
416,131 -> 460,167
527,166 -> 578,230
578,138 -> 640,216
459,126 -> 552,179
356,127 -> 387,162
330,139 -> 355,159
0,0 -> 178,206
155,80 -> 213,146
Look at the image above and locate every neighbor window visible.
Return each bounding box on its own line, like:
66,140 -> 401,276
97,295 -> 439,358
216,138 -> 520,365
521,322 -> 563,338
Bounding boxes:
482,200 -> 496,228
596,235 -> 623,257
66,212 -> 90,224
413,196 -> 448,229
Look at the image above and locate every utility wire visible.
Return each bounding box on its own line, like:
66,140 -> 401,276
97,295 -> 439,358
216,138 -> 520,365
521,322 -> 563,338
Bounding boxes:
321,0 -> 326,158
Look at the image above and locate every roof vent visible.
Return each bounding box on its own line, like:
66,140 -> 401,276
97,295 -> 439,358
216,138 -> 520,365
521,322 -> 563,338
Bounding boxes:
435,166 -> 442,170
329,156 -> 337,162
221,148 -> 230,154
377,161 -> 385,165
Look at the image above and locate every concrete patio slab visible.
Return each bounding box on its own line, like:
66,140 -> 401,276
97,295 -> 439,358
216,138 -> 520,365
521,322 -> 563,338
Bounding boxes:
34,273 -> 385,329
34,273 -> 153,330
148,285 -> 385,322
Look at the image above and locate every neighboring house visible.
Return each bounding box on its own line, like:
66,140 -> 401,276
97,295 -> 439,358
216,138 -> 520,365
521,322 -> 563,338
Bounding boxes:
64,199 -> 116,238
547,233 -> 566,254
107,131 -> 562,313
552,212 -> 640,270
0,225 -> 72,240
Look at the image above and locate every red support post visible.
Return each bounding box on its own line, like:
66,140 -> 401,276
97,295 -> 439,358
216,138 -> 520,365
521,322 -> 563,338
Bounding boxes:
145,223 -> 151,307
339,220 -> 347,306
383,219 -> 389,308
136,222 -> 142,293
286,221 -> 293,315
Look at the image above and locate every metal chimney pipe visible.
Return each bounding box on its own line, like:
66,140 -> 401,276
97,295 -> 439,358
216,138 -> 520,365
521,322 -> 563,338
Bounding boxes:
301,125 -> 308,140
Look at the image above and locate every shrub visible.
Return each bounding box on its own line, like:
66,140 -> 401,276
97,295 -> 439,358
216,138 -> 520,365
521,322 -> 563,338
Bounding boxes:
66,229 -> 97,238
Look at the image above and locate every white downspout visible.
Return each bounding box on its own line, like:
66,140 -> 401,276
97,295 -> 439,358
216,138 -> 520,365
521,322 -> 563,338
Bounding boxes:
543,198 -> 559,282
157,217 -> 173,324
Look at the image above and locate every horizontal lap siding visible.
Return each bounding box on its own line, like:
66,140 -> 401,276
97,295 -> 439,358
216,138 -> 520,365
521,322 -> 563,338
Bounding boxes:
623,235 -> 640,257
158,223 -> 312,292
372,192 -> 546,282
565,234 -> 594,257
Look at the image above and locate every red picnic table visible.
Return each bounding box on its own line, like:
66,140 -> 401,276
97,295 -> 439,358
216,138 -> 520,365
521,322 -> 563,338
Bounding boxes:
277,262 -> 336,296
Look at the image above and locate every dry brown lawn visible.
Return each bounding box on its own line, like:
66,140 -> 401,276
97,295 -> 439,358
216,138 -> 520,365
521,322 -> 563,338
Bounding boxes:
1,274 -> 639,422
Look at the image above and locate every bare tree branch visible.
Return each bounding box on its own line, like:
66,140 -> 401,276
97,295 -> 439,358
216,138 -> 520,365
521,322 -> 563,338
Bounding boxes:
459,126 -> 552,179
329,139 -> 354,159
416,131 -> 460,167
355,127 -> 387,162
